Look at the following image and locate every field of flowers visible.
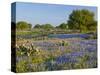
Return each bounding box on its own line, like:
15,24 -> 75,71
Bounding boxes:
16,34 -> 97,72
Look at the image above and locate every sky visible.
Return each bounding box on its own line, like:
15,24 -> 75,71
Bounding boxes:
14,2 -> 97,26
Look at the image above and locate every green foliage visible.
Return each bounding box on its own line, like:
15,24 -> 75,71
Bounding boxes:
32,56 -> 44,64
16,31 -> 32,35
28,23 -> 32,29
42,24 -> 54,30
74,55 -> 90,69
34,24 -> 41,28
61,40 -> 68,46
16,60 -> 29,72
34,24 -> 54,30
56,23 -> 68,29
17,21 -> 32,30
68,9 -> 97,32
87,21 -> 97,31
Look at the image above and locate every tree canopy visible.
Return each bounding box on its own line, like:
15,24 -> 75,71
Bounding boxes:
34,24 -> 41,29
34,24 -> 54,30
68,9 -> 97,32
16,21 -> 32,30
42,24 -> 54,30
56,23 -> 68,29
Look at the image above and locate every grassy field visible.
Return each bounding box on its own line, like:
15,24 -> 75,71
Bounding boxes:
15,30 -> 97,72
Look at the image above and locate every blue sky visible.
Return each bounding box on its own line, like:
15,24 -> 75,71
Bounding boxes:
15,2 -> 97,26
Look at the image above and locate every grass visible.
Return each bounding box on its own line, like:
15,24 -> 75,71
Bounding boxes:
15,30 -> 97,72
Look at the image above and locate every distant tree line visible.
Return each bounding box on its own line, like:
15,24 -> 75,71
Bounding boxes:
16,21 -> 68,31
15,9 -> 97,32
34,24 -> 54,30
